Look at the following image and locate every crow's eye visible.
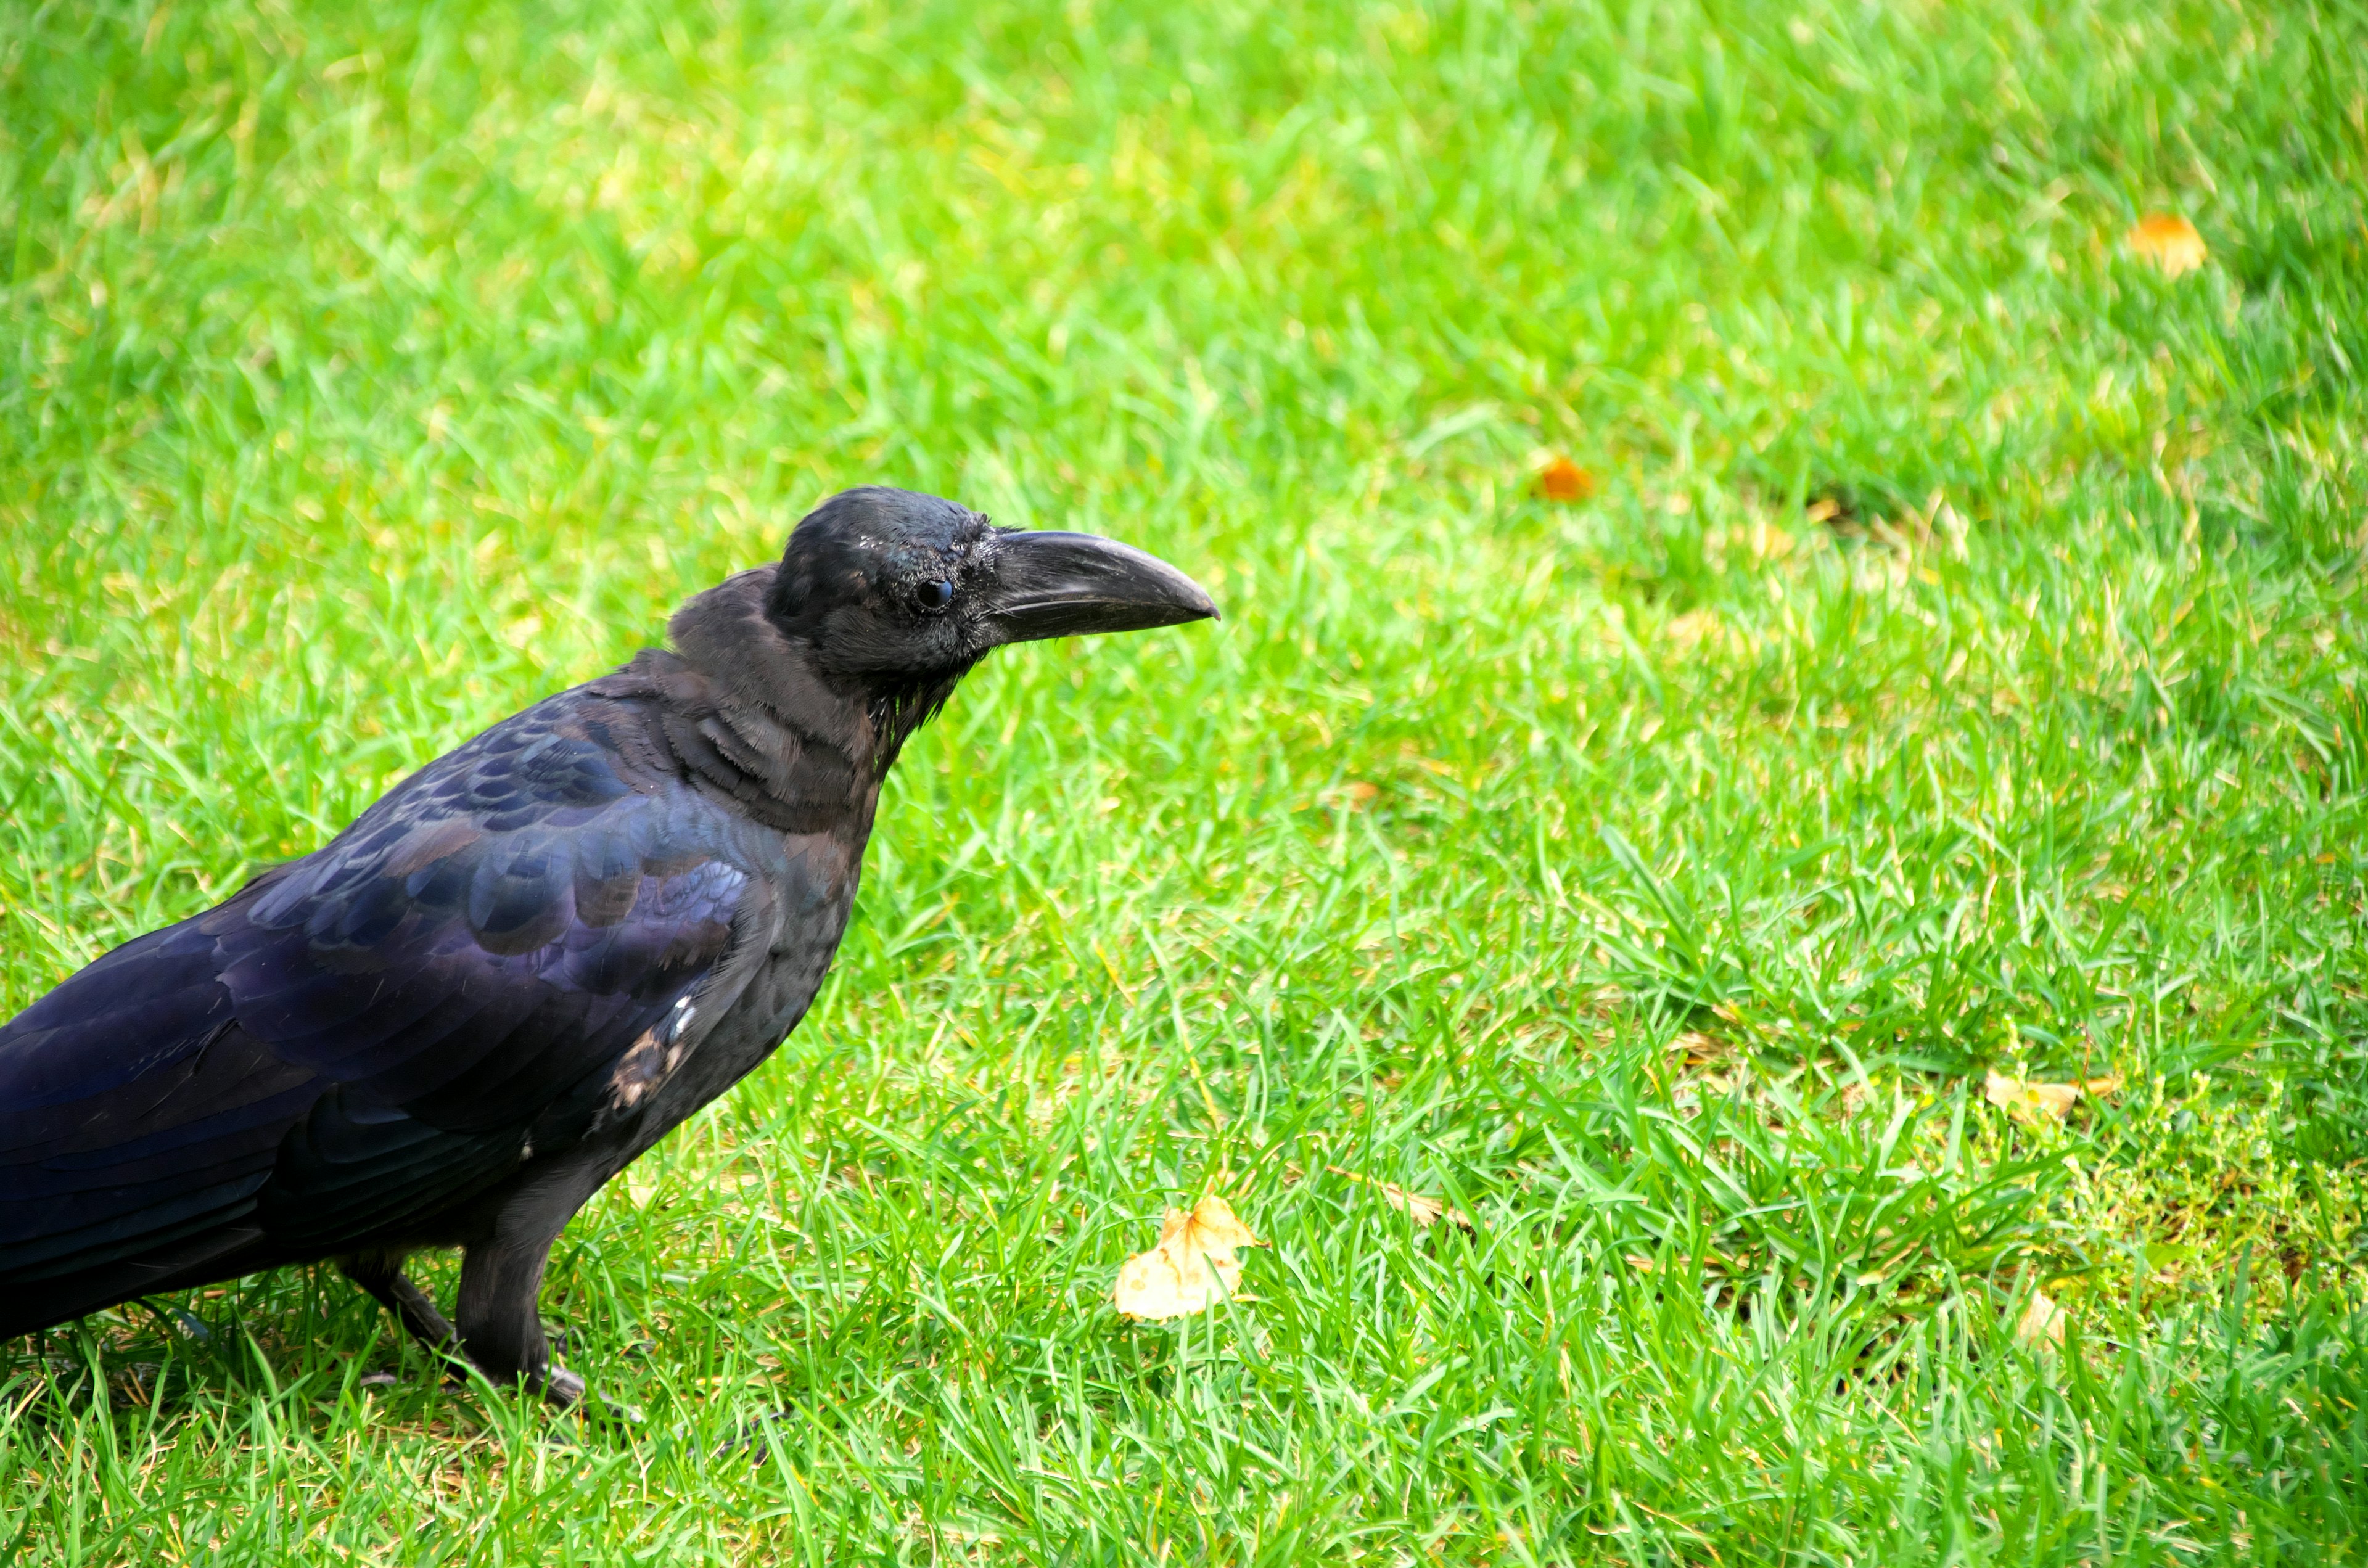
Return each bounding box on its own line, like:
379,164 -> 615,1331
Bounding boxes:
918,579 -> 955,612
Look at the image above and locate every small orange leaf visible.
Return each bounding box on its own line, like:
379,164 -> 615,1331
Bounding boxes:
2128,213 -> 2206,277
1537,456 -> 1596,503
1112,1195 -> 1265,1321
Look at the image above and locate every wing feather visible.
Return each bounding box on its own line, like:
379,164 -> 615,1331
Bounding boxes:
0,688 -> 800,1326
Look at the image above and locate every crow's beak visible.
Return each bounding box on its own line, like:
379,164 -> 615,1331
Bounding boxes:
981,531 -> 1219,646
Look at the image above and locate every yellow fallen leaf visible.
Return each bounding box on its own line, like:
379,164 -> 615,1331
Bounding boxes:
2128,213 -> 2207,277
1112,1195 -> 1265,1321
1984,1069 -> 2121,1120
2016,1289 -> 2066,1348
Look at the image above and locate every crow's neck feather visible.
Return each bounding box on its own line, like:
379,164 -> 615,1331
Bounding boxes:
598,566 -> 967,823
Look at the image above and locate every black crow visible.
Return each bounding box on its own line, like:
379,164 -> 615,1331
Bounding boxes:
0,486 -> 1216,1405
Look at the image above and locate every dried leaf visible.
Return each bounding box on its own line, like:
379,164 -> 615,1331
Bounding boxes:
1386,1186 -> 1453,1227
1669,1029 -> 1727,1067
1328,1166 -> 1471,1231
1536,455 -> 1596,503
1986,1069 -> 2078,1117
2128,213 -> 2207,277
2016,1289 -> 2066,1348
1984,1069 -> 2119,1120
1112,1195 -> 1265,1321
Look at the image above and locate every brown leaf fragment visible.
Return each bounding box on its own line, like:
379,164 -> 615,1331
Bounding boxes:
1382,1184 -> 1470,1231
1326,1166 -> 1472,1231
1112,1195 -> 1265,1321
2128,213 -> 2207,277
1668,1030 -> 1731,1069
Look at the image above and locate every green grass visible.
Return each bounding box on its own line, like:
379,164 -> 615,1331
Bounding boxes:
4,0 -> 2367,1559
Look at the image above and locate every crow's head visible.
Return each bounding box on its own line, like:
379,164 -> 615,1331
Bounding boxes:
767,486 -> 1218,689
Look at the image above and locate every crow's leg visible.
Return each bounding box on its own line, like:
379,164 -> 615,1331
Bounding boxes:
339,1250 -> 458,1351
454,1171 -> 604,1409
454,1232 -> 574,1405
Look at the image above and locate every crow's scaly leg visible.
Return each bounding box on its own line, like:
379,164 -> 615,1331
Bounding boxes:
455,1169 -> 606,1408
339,1250 -> 458,1350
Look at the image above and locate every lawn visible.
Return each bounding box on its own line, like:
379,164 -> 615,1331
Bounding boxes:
4,0 -> 2367,1561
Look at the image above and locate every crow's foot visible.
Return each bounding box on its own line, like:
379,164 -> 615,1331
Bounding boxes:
541,1366 -> 586,1408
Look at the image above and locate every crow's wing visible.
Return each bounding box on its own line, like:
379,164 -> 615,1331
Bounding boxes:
0,692 -> 800,1316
